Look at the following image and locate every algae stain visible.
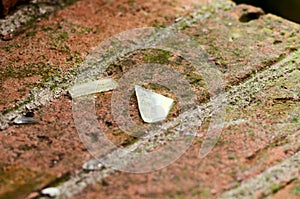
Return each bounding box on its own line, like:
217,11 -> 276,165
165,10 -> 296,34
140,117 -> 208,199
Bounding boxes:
142,50 -> 171,64
291,184 -> 300,195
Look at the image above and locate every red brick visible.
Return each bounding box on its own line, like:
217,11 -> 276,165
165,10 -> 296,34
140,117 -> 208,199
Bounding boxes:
1,0 -> 27,16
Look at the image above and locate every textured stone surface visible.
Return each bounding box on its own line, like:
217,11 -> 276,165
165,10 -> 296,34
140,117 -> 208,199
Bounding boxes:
0,0 -> 299,199
0,0 -> 206,198
219,152 -> 300,198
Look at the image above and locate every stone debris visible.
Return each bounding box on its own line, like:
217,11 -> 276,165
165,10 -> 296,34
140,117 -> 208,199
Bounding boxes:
41,187 -> 60,198
69,78 -> 118,98
135,85 -> 174,123
13,115 -> 40,125
82,159 -> 104,171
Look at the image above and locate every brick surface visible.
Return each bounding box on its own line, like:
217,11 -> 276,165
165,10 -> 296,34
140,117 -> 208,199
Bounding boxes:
0,0 -> 299,199
0,0 -> 24,16
0,0 -> 207,198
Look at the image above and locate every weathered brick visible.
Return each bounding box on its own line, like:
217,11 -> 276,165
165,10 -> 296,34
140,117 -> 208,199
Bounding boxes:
0,0 -> 299,198
0,0 -> 25,16
0,0 -> 208,198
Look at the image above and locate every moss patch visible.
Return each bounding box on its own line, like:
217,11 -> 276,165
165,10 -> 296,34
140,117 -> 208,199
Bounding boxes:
291,184 -> 300,195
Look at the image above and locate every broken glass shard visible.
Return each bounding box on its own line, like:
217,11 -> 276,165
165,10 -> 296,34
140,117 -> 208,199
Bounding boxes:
41,187 -> 60,198
135,85 -> 174,123
69,78 -> 118,98
13,115 -> 40,124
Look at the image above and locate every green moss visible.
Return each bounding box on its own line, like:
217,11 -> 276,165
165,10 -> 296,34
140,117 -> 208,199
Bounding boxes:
142,50 -> 171,64
62,0 -> 79,6
0,59 -> 81,115
228,154 -> 236,160
26,31 -> 36,37
60,21 -> 94,34
166,190 -> 185,199
269,184 -> 281,194
129,0 -> 135,6
41,26 -> 53,31
2,45 -> 12,53
18,144 -> 36,151
152,22 -> 167,28
0,62 -> 62,81
186,72 -> 204,85
97,179 -> 113,188
2,94 -> 33,115
65,51 -> 83,64
291,184 -> 300,195
120,137 -> 139,147
178,21 -> 189,30
1,41 -> 21,53
58,31 -> 69,41
190,187 -> 211,198
47,172 -> 71,187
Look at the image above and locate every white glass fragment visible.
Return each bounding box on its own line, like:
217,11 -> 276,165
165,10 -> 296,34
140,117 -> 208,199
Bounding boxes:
69,78 -> 118,98
135,85 -> 174,123
41,187 -> 60,198
13,115 -> 40,124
